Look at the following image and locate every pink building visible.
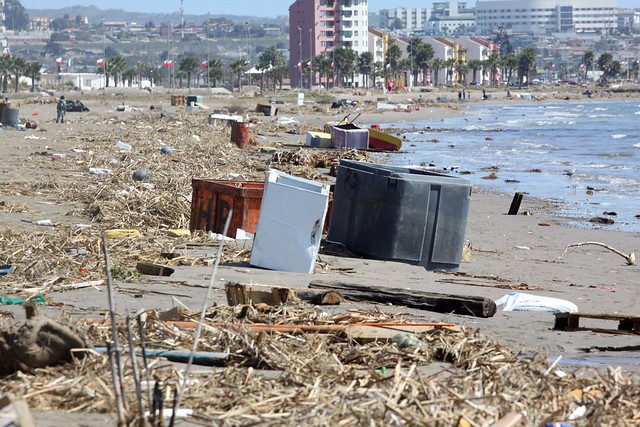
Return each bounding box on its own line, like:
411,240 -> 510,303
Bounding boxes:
289,0 -> 369,88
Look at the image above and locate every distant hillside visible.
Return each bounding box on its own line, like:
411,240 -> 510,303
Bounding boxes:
25,5 -> 287,26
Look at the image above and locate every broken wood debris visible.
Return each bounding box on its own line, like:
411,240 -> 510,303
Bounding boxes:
554,312 -> 640,334
309,280 -> 497,318
558,241 -> 636,265
225,282 -> 343,306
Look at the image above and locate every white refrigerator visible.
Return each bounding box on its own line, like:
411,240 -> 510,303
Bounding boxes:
250,169 -> 330,274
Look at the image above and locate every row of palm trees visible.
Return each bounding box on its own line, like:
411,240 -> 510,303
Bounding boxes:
0,56 -> 43,93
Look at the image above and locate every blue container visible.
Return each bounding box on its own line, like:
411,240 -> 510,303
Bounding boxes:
327,160 -> 471,272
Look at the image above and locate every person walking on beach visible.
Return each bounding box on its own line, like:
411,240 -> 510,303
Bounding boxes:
56,96 -> 66,124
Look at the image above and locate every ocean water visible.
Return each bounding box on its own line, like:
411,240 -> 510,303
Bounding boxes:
372,100 -> 640,232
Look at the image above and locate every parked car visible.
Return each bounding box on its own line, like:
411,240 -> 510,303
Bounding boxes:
65,100 -> 90,112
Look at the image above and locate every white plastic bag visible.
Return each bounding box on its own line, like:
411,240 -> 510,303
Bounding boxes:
495,292 -> 578,313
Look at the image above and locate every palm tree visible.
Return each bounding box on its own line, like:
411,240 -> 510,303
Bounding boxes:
12,57 -> 26,92
178,56 -> 200,88
501,53 -> 518,86
444,58 -> 456,86
0,56 -> 14,93
230,59 -> 246,91
385,41 -> 402,79
597,53 -> 613,84
406,37 -> 423,85
358,51 -> 374,88
333,47 -> 357,87
582,50 -> 594,80
486,53 -> 501,86
415,43 -> 434,86
467,59 -> 483,84
430,58 -> 444,87
207,59 -> 223,87
516,48 -> 536,87
106,56 -> 126,87
25,61 -> 42,92
455,61 -> 469,85
122,67 -> 136,87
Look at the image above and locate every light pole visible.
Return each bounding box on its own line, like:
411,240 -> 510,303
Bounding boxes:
308,28 -> 312,89
298,26 -> 302,89
102,17 -> 107,89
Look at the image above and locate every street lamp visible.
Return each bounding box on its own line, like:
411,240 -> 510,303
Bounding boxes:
298,26 -> 302,89
309,28 -> 312,89
245,22 -> 251,85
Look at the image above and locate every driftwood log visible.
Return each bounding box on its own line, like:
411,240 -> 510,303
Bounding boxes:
558,241 -> 636,266
309,280 -> 497,318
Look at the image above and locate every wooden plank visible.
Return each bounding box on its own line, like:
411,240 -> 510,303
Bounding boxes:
489,412 -> 524,427
309,280 -> 496,318
225,282 -> 343,306
136,262 -> 175,277
554,312 -> 640,334
345,324 -> 461,342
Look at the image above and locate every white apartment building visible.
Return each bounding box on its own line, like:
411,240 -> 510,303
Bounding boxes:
381,8 -> 431,32
617,9 -> 640,31
476,0 -> 618,35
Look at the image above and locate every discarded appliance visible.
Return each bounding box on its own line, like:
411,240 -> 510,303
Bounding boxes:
230,121 -> 250,149
256,103 -> 272,116
330,124 -> 369,149
327,160 -> 471,272
250,169 -> 330,274
190,179 -> 264,238
208,114 -> 243,126
1,107 -> 19,126
305,131 -> 332,148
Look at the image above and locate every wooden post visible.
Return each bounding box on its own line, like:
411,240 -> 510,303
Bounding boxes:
508,192 -> 524,215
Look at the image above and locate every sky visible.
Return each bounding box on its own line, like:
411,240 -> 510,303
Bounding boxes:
20,0 -> 638,17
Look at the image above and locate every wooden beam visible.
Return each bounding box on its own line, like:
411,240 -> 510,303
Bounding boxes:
309,280 -> 496,318
225,282 -> 343,306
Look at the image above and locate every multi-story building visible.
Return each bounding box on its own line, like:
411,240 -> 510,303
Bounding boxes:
0,0 -> 6,53
617,9 -> 640,32
380,8 -> 431,32
476,0 -> 617,35
289,0 -> 368,88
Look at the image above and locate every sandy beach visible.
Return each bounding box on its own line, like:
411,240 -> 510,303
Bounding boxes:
1,84 -> 639,424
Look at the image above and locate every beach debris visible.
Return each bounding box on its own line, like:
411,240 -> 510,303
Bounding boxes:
558,241 -> 635,266
554,312 -> 640,334
0,394 -> 35,427
495,292 -> 578,313
482,172 -> 498,179
602,211 -> 617,216
0,315 -> 92,375
136,262 -> 175,277
508,192 -> 524,215
309,280 -> 497,318
589,216 -> 614,224
225,282 -> 343,306
132,168 -> 150,181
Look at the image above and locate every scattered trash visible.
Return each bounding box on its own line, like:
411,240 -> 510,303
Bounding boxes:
34,219 -> 53,227
496,292 -> 578,313
89,167 -> 111,175
132,169 -> 150,181
0,265 -> 14,276
104,229 -> 142,239
392,333 -> 427,349
160,145 -> 174,156
0,294 -> 46,306
115,141 -> 132,152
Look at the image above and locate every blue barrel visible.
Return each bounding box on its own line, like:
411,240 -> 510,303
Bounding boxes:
2,107 -> 19,126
